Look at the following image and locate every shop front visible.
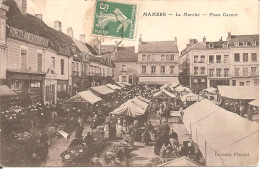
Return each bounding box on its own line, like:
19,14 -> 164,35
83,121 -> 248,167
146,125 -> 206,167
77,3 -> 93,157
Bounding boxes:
57,80 -> 69,99
208,78 -> 230,88
72,77 -> 82,96
45,79 -> 57,105
190,76 -> 207,93
6,71 -> 45,106
81,78 -> 90,91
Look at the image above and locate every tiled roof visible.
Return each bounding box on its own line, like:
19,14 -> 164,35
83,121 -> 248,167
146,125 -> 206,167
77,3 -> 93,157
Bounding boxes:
114,46 -> 138,62
181,42 -> 207,56
4,0 -> 77,54
73,39 -> 91,54
139,41 -> 178,53
229,34 -> 259,47
101,45 -> 115,54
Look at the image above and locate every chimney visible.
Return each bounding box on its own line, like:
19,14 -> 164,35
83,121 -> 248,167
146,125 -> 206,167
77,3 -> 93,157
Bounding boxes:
139,34 -> 142,43
35,14 -> 42,20
227,32 -> 231,40
219,36 -> 222,41
80,34 -> 86,43
115,40 -> 118,52
67,27 -> 73,38
54,20 -> 62,31
174,37 -> 177,43
203,36 -> 206,43
189,39 -> 197,46
14,0 -> 27,15
135,34 -> 142,53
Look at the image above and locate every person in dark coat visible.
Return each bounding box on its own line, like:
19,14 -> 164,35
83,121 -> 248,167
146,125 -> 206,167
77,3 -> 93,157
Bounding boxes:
75,120 -> 84,139
84,132 -> 94,145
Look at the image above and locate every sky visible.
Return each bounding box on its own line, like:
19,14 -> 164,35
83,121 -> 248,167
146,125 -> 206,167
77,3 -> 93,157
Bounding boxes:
27,0 -> 259,51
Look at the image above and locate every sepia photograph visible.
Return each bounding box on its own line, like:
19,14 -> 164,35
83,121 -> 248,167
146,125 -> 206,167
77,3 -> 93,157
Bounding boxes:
0,0 -> 259,167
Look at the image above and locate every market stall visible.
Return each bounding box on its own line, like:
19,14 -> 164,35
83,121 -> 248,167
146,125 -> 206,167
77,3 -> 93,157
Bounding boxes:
68,90 -> 102,104
106,83 -> 122,90
218,86 -> 258,100
137,95 -> 150,104
90,85 -> 115,97
116,82 -> 126,88
153,89 -> 176,99
202,87 -> 217,100
181,92 -> 204,107
174,85 -> 192,95
182,99 -> 259,166
0,85 -> 17,111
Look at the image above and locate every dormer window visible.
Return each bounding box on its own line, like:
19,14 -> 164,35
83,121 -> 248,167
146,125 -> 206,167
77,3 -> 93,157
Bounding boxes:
243,41 -> 247,46
251,41 -> 257,46
223,43 -> 228,48
209,43 -> 214,48
234,41 -> 239,46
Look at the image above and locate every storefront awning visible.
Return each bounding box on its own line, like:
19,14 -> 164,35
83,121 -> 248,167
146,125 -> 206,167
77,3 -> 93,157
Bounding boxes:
68,90 -> 102,104
116,82 -> 126,88
106,83 -> 121,90
91,85 -> 115,95
218,86 -> 258,100
0,85 -> 17,97
249,99 -> 259,107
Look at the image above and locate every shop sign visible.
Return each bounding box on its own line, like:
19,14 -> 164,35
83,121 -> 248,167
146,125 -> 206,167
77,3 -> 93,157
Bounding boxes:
8,26 -> 49,48
8,73 -> 44,81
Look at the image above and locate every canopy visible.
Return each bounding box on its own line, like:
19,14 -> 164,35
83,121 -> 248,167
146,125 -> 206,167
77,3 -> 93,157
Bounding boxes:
249,99 -> 259,107
158,157 -> 200,167
123,82 -> 132,86
203,87 -> 216,94
106,83 -> 121,90
111,99 -> 146,117
68,90 -> 102,104
132,97 -> 148,109
0,85 -> 17,97
218,86 -> 258,100
175,86 -> 192,93
153,89 -> 176,98
160,84 -> 169,90
116,82 -> 126,88
183,99 -> 259,166
181,92 -> 204,102
91,85 -> 115,95
137,96 -> 150,103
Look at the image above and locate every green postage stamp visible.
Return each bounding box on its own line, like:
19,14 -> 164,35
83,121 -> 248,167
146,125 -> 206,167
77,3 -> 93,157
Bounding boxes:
92,0 -> 137,39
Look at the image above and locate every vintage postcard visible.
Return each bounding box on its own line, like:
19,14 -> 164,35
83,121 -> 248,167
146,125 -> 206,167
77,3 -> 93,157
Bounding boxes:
0,0 -> 259,167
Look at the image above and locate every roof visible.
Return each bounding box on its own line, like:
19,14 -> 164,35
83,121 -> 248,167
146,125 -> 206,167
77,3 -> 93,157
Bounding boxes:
158,157 -> 200,167
91,85 -> 115,95
206,41 -> 228,48
68,90 -> 102,104
181,42 -> 207,56
4,0 -> 77,54
0,85 -> 17,97
114,46 -> 138,62
86,43 -> 98,55
229,34 -> 259,47
153,89 -> 176,98
139,41 -> 178,53
73,39 -> 91,54
101,45 -> 115,54
218,86 -> 258,100
106,83 -> 121,90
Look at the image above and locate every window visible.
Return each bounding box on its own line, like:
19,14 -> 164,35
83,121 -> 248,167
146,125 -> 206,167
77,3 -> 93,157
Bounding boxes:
223,43 -> 228,48
21,49 -> 27,69
151,66 -> 156,74
152,54 -> 155,61
51,57 -> 55,68
251,41 -> 256,46
161,55 -> 165,61
37,53 -> 42,72
170,66 -> 175,74
251,53 -> 257,62
194,55 -> 198,63
209,55 -> 214,63
122,76 -> 127,82
239,82 -> 245,86
224,68 -> 229,77
234,67 -> 240,76
209,43 -> 214,48
121,65 -> 126,72
170,55 -> 174,61
0,22 -> 4,39
232,80 -> 236,86
161,66 -> 165,74
216,55 -> 221,63
243,53 -> 248,62
224,55 -> 229,63
243,67 -> 248,76
72,62 -> 75,75
201,67 -> 205,75
234,41 -> 239,46
209,69 -> 214,77
254,79 -> 259,86
166,55 -> 170,60
246,81 -> 250,86
142,55 -> 146,61
194,67 -> 198,75
243,41 -> 247,46
82,63 -> 85,76
142,66 -> 146,74
76,63 -> 79,75
61,59 -> 64,75
200,55 -> 205,63
234,53 -> 240,62
216,69 -> 221,77
251,67 -> 257,76
147,55 -> 151,60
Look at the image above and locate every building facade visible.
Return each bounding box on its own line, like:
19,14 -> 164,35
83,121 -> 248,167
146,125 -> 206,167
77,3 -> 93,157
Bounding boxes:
179,33 -> 259,93
137,36 -> 179,85
0,3 -> 9,85
114,46 -> 138,85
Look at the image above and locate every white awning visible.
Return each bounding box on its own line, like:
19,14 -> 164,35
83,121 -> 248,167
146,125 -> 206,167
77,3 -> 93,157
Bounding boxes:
106,83 -> 121,90
68,90 -> 102,104
153,89 -> 176,98
0,85 -> 17,97
218,86 -> 258,100
249,99 -> 259,107
91,85 -> 115,95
